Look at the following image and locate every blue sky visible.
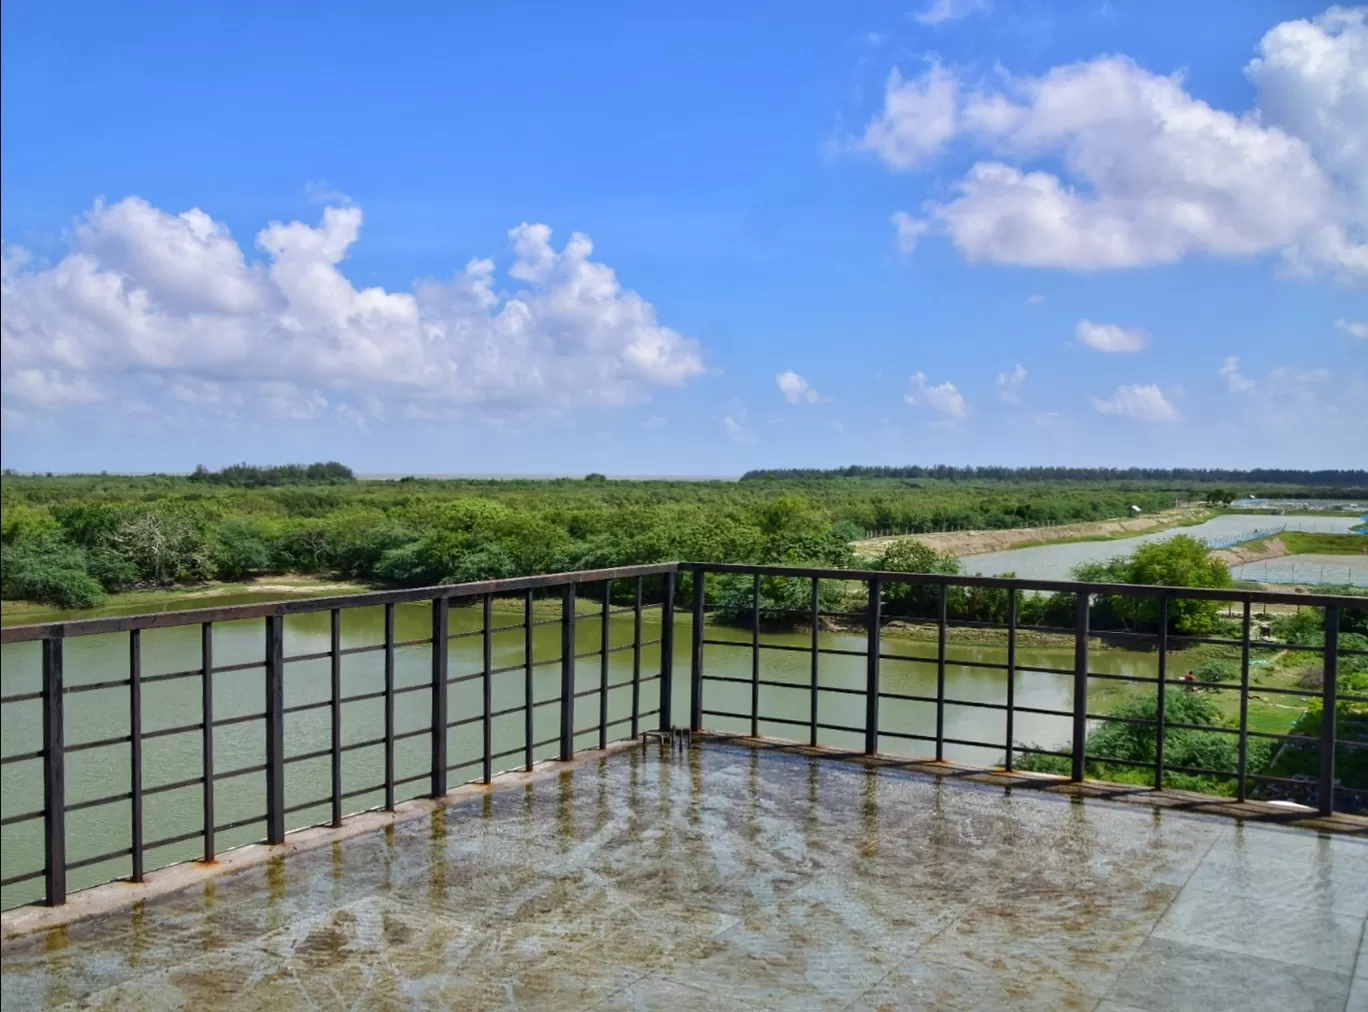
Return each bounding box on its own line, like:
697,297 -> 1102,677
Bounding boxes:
1,0 -> 1364,474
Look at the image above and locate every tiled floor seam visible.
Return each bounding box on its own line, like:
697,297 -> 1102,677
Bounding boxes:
1094,828 -> 1224,1011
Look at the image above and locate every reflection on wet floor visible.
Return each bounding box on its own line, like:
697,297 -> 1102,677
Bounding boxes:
2,743 -> 1365,1011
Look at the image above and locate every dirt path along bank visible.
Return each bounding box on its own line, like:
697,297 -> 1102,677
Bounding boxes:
853,507 -> 1209,559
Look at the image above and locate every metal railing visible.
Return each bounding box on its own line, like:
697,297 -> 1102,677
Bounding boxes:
1,562 -> 1364,910
0,564 -> 678,910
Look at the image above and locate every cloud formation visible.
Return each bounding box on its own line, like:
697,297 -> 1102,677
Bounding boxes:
1091,384 -> 1180,421
1219,356 -> 1256,393
1075,320 -> 1150,353
995,363 -> 1027,403
1336,318 -> 1368,339
723,402 -> 754,443
776,371 -> 821,404
905,372 -> 969,419
911,0 -> 989,25
1,198 -> 706,423
860,65 -> 959,169
871,8 -> 1366,284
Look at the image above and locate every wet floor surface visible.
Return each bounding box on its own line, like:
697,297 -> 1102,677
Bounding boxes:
3,743 -> 1366,1011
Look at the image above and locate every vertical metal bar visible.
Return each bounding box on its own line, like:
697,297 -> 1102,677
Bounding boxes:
751,573 -> 761,738
483,594 -> 493,784
384,603 -> 395,810
42,634 -> 66,906
126,629 -> 144,883
1237,600 -> 1252,803
690,567 -> 705,731
1004,590 -> 1016,773
1071,593 -> 1090,782
660,570 -> 675,731
1154,597 -> 1168,790
935,583 -> 947,761
1319,606 -> 1339,817
600,581 -> 611,750
631,577 -> 643,739
329,609 -> 342,828
201,623 -> 215,861
810,578 -> 820,748
431,597 -> 449,798
524,590 -> 535,771
264,614 -> 286,845
560,583 -> 576,760
865,578 -> 882,756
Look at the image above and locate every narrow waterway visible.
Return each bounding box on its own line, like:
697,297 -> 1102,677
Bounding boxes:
961,513 -> 1360,581
0,601 -> 1173,909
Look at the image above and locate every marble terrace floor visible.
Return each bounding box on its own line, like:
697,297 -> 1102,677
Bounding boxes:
2,743 -> 1366,1011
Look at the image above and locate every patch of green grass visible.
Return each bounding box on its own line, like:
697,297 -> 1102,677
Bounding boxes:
1278,532 -> 1368,555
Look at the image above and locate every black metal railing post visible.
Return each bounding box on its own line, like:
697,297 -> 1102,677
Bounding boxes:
935,583 -> 947,761
1154,596 -> 1168,790
560,583 -> 576,760
329,609 -> 342,828
431,597 -> 449,797
1237,599 -> 1251,802
810,578 -> 820,748
201,623 -> 215,861
383,602 -> 395,810
524,590 -> 535,771
751,573 -> 761,738
42,633 -> 66,906
1319,605 -> 1339,817
865,577 -> 881,756
660,570 -> 675,731
129,630 -> 144,882
1072,593 -> 1090,782
264,614 -> 286,845
631,577 -> 643,739
483,594 -> 493,784
1004,590 -> 1016,772
600,581 -> 611,750
690,567 -> 705,731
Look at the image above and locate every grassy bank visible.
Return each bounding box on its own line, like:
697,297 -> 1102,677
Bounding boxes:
0,576 -> 374,625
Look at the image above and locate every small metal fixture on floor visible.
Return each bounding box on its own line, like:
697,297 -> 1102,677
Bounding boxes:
641,726 -> 691,752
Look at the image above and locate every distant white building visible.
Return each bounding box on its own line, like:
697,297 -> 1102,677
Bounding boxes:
1130,505 -> 1142,515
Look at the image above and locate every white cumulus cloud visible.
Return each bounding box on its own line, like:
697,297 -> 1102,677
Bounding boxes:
905,372 -> 969,419
859,65 -> 959,169
995,364 -> 1027,404
1219,356 -> 1256,393
1091,384 -> 1180,421
860,8 -> 1368,284
1075,320 -> 1150,353
1,198 -> 706,423
776,371 -> 821,404
1336,318 -> 1368,339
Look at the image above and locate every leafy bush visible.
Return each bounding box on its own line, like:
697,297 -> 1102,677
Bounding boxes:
1071,536 -> 1232,635
1015,690 -> 1269,795
215,519 -> 272,580
0,531 -> 107,608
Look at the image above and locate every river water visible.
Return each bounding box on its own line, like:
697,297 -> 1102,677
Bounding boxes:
961,513 -> 1360,581
0,601 -> 1175,909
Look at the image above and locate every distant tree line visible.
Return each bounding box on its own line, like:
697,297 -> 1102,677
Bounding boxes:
741,465 -> 1368,488
188,462 -> 356,487
2,474 -> 1173,608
